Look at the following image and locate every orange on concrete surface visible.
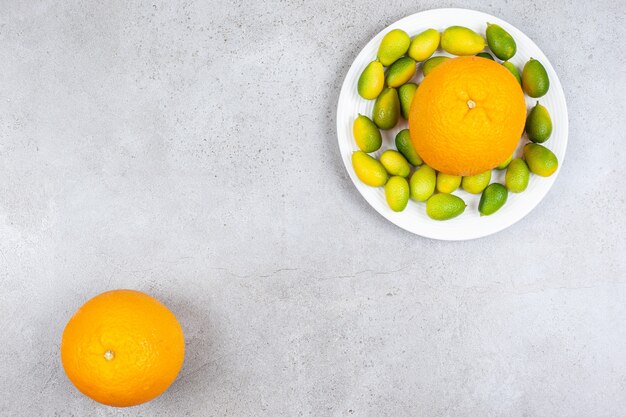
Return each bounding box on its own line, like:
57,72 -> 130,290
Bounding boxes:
60,289 -> 185,407
409,56 -> 526,176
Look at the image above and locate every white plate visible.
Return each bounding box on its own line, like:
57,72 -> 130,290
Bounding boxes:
337,8 -> 568,240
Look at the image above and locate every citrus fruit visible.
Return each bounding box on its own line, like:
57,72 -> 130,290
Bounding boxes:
353,114 -> 382,152
505,158 -> 530,192
436,173 -> 461,193
409,56 -> 526,176
372,87 -> 400,130
421,56 -> 450,76
61,290 -> 185,407
377,29 -> 410,66
440,26 -> 485,56
522,58 -> 549,98
385,176 -> 410,212
486,23 -> 516,60
357,61 -> 385,100
525,101 -> 552,143
409,165 -> 436,201
395,129 -> 422,166
386,57 -> 416,88
380,150 -> 411,177
426,193 -> 466,220
502,61 -> 521,84
523,143 -> 558,177
476,52 -> 494,60
398,83 -> 417,120
408,29 -> 440,62
479,183 -> 508,216
496,154 -> 513,170
462,170 -> 492,194
352,151 -> 388,186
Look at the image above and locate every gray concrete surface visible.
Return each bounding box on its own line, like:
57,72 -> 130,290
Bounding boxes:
1,0 -> 625,416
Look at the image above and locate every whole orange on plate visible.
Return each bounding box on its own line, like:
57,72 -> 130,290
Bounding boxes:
409,56 -> 526,176
60,289 -> 185,407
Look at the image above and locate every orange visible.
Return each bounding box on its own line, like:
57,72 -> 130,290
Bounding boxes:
61,290 -> 185,407
409,56 -> 526,176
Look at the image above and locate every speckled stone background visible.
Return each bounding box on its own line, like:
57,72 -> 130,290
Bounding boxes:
1,1 -> 624,416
